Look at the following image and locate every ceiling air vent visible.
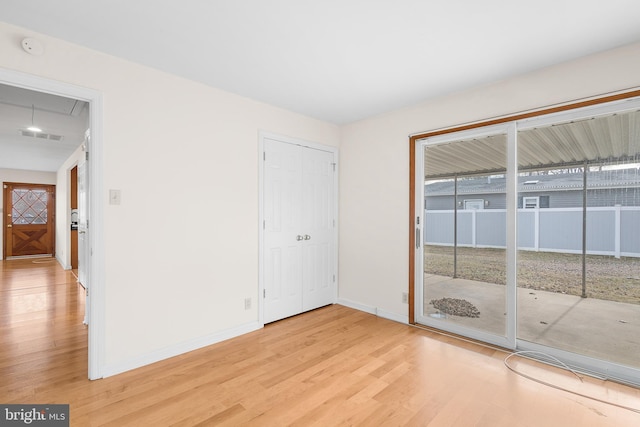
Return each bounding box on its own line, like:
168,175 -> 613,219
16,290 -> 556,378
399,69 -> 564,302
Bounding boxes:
19,129 -> 64,141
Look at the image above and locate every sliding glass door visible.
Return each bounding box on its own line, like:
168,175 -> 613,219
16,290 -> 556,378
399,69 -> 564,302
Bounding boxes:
417,125 -> 512,348
516,108 -> 640,374
415,96 -> 640,385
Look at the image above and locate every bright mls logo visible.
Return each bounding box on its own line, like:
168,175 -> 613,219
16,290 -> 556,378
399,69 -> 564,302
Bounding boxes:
0,405 -> 69,426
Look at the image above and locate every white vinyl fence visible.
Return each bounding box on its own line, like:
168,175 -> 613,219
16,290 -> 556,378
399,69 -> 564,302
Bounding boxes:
424,206 -> 640,258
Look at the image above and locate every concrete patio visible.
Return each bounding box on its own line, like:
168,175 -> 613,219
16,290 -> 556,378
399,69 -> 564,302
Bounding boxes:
424,273 -> 640,369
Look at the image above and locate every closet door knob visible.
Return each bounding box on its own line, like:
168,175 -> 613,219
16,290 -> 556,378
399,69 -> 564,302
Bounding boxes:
304,235 -> 311,240
296,235 -> 304,241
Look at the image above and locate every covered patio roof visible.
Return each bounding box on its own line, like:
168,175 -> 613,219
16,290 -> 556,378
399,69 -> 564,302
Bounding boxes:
423,106 -> 640,179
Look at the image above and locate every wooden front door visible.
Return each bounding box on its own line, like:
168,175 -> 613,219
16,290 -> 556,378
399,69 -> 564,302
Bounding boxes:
3,183 -> 56,259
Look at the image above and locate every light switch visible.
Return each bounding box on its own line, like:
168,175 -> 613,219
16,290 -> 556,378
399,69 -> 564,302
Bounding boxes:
109,189 -> 121,205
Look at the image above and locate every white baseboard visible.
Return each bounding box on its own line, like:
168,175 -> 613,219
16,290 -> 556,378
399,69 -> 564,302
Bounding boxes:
336,298 -> 408,324
336,298 -> 376,315
376,308 -> 408,324
55,255 -> 71,270
101,321 -> 263,378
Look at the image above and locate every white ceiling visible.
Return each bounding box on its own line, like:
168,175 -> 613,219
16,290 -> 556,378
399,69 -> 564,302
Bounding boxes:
0,85 -> 88,171
2,0 -> 640,125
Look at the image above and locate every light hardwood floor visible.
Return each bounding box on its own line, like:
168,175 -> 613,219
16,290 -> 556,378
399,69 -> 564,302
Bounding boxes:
1,258 -> 639,426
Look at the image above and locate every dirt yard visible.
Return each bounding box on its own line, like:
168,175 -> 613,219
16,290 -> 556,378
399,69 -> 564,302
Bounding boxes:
424,245 -> 640,304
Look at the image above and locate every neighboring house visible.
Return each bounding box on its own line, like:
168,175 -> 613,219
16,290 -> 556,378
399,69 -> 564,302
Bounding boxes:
425,169 -> 640,210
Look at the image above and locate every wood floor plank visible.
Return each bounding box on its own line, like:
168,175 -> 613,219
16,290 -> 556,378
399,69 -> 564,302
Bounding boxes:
1,258 -> 639,426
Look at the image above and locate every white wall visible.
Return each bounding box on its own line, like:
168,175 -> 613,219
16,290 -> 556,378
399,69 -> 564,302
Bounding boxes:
0,21 -> 339,375
338,41 -> 640,322
0,168 -> 56,259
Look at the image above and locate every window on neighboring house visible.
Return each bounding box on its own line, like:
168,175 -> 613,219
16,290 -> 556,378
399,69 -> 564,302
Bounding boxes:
518,195 -> 549,208
464,199 -> 484,210
523,196 -> 539,209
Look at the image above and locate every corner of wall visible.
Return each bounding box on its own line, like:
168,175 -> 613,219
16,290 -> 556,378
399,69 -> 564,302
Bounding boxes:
336,299 -> 409,324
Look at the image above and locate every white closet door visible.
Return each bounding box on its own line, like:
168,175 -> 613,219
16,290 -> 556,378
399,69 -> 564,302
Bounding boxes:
264,139 -> 304,323
263,138 -> 336,323
301,147 -> 335,311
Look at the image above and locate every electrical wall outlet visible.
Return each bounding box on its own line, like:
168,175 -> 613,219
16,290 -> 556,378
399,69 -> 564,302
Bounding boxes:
402,292 -> 409,304
244,297 -> 252,310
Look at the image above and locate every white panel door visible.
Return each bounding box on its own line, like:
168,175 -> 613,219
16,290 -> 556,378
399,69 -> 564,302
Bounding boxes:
301,147 -> 335,311
263,138 -> 336,323
264,139 -> 304,323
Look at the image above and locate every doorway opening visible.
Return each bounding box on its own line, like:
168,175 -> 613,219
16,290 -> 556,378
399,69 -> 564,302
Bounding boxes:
0,68 -> 104,379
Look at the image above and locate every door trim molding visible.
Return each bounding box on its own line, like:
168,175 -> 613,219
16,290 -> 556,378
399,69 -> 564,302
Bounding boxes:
0,67 -> 105,380
258,131 -> 339,325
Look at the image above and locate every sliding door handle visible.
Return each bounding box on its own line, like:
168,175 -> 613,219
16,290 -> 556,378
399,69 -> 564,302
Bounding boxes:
415,228 -> 420,248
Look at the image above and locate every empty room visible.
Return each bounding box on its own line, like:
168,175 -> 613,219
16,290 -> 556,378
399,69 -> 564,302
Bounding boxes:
1,1 -> 640,426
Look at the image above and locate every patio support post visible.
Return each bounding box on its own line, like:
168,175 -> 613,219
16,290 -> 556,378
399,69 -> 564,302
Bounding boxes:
454,174 -> 458,278
582,161 -> 587,298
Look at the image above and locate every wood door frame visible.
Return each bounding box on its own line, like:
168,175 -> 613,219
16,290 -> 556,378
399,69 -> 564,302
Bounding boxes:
258,131 -> 339,326
3,182 -> 56,259
0,67 -> 105,380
